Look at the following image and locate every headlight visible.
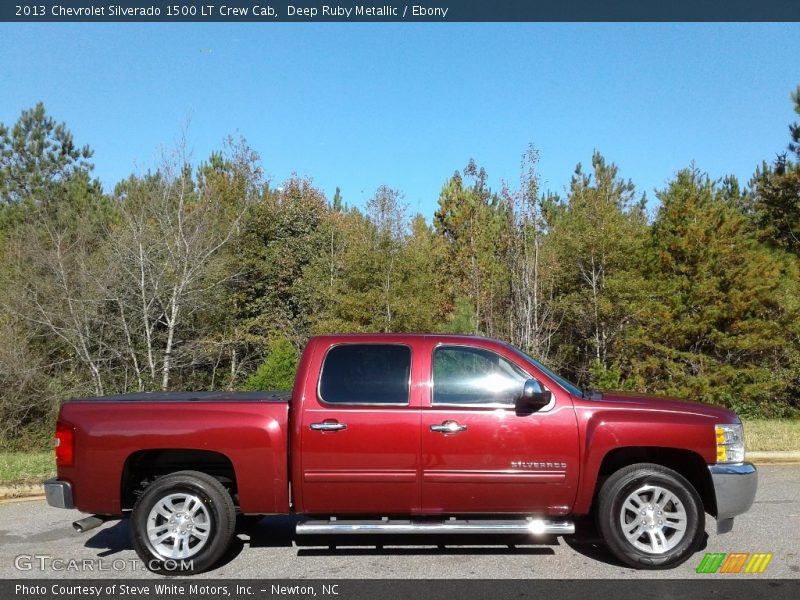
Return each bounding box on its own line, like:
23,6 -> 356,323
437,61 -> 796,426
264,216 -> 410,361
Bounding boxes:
715,423 -> 745,463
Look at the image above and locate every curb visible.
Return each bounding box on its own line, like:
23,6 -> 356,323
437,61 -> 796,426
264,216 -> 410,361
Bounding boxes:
0,493 -> 45,504
747,451 -> 800,465
0,482 -> 45,501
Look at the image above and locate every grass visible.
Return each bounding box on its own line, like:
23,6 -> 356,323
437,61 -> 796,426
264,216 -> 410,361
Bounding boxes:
0,451 -> 55,486
743,419 -> 800,452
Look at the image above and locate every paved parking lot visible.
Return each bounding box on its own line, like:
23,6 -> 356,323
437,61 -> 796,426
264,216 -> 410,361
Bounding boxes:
1,465 -> 797,579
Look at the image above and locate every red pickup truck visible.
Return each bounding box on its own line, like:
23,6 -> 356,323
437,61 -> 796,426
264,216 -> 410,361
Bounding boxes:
45,334 -> 756,574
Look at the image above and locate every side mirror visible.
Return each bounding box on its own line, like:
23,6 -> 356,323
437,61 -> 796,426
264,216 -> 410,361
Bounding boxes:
516,379 -> 552,412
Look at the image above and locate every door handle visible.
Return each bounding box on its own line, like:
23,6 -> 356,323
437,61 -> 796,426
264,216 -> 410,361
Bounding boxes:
430,420 -> 467,434
310,421 -> 347,431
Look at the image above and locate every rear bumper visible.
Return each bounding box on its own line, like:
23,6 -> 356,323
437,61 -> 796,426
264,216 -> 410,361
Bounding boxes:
44,478 -> 74,509
709,463 -> 757,533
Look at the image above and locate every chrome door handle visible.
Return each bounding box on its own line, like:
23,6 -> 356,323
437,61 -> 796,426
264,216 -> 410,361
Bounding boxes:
430,420 -> 467,433
310,422 -> 347,431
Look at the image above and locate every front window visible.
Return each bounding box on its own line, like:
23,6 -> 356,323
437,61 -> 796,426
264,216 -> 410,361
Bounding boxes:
432,345 -> 529,406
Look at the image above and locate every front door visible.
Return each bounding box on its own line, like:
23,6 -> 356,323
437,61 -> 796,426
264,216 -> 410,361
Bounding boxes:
420,343 -> 580,515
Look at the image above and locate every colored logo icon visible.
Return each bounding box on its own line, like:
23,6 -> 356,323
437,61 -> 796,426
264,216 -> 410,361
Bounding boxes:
696,552 -> 773,574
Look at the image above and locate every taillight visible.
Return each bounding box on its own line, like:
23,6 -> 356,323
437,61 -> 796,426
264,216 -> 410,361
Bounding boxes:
55,422 -> 74,467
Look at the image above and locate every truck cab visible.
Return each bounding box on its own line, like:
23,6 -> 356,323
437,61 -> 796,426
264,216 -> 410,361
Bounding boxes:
292,335 -> 580,516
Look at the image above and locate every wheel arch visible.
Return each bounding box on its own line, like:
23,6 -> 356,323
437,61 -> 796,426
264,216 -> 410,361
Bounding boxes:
591,447 -> 716,517
121,449 -> 238,511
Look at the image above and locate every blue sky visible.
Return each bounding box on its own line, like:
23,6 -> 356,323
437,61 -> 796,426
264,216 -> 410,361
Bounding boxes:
2,23 -> 799,219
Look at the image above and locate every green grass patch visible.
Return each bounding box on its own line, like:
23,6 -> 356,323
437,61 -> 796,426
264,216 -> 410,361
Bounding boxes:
743,419 -> 800,452
0,451 -> 55,485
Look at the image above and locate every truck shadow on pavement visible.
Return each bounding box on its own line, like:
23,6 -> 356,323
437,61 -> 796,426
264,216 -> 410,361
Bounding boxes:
561,521 -> 709,568
83,520 -> 131,558
82,515 -> 706,568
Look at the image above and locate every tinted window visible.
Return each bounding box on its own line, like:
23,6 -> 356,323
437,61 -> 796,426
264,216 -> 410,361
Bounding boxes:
432,346 -> 528,405
319,344 -> 411,405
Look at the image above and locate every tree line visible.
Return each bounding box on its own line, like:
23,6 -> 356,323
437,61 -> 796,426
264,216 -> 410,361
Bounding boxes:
1,91 -> 799,445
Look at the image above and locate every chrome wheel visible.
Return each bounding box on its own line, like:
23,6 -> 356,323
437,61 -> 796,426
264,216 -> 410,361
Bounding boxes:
146,492 -> 212,559
619,484 -> 687,554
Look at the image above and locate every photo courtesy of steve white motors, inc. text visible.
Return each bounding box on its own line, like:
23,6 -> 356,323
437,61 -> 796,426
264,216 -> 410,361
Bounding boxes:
37,4 -> 450,19
14,583 -> 337,598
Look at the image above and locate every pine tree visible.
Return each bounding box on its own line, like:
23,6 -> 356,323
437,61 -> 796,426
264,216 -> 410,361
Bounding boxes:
243,337 -> 299,391
788,85 -> 800,160
434,160 -> 509,337
751,87 -> 800,256
0,103 -> 93,206
548,152 -> 648,384
627,169 -> 799,416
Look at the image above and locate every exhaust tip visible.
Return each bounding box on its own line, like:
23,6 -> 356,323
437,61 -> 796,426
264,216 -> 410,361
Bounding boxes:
72,515 -> 107,533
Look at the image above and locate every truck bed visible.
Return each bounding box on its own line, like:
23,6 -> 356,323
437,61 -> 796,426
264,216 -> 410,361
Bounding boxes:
58,393 -> 290,515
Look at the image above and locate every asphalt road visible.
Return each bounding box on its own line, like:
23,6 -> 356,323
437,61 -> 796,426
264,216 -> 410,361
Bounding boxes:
1,465 -> 798,579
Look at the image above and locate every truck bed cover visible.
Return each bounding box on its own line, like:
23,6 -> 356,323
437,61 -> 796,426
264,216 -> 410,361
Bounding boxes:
67,391 -> 291,402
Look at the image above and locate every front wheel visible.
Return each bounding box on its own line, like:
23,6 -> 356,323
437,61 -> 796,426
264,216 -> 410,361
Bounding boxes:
130,470 -> 236,575
597,463 -> 705,569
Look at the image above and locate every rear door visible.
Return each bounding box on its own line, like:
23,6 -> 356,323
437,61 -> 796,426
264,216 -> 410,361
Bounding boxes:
420,341 -> 580,515
298,342 -> 421,514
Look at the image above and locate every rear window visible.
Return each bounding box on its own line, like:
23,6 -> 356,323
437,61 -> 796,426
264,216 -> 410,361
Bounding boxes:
319,344 -> 411,405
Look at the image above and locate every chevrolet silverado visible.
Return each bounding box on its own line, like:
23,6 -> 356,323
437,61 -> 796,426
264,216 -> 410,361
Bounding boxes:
44,334 -> 757,574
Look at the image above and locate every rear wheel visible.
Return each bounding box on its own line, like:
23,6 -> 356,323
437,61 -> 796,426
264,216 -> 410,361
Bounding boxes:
597,463 -> 705,569
130,470 -> 236,575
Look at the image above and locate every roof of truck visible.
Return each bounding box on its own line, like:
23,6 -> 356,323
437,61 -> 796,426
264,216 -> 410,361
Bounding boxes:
309,333 -> 502,343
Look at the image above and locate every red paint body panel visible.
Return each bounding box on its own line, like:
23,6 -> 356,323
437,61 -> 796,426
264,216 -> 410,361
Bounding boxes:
56,333 -> 740,519
299,407 -> 420,513
291,335 -> 424,515
57,400 -> 289,515
420,405 -> 578,514
417,336 -> 579,516
570,392 -> 737,515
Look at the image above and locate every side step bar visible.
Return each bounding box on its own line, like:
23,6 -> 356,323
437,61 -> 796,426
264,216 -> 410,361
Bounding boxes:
296,518 -> 574,536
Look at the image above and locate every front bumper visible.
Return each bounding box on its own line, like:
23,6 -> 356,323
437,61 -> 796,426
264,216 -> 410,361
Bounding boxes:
708,462 -> 757,534
44,478 -> 74,509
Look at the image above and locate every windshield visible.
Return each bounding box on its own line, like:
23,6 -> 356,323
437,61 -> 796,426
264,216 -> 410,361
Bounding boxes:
504,343 -> 586,398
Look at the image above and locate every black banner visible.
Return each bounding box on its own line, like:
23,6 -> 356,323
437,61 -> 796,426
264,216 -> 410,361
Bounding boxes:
3,1 -> 800,22
5,579 -> 800,600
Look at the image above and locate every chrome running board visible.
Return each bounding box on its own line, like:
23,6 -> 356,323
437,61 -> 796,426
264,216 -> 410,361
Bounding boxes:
296,518 -> 574,536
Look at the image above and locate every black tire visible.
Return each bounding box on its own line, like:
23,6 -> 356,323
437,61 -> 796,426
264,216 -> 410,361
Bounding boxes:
596,462 -> 705,569
130,470 -> 236,575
